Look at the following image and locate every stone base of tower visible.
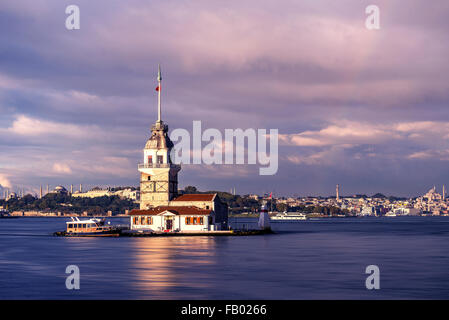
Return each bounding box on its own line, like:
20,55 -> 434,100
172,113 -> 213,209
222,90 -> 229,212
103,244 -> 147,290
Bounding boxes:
139,167 -> 180,209
139,197 -> 170,209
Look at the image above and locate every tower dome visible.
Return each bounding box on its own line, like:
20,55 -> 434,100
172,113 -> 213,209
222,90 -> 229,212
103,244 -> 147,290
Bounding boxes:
144,122 -> 174,151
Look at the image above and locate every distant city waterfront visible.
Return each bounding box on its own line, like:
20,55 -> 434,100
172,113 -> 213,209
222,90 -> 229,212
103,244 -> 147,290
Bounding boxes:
1,216 -> 449,299
1,184 -> 448,218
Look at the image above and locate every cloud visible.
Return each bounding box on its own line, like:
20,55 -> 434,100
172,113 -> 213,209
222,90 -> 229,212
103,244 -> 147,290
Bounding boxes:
7,115 -> 81,136
279,121 -> 399,147
52,163 -> 72,174
0,114 -> 139,149
286,152 -> 329,166
184,164 -> 252,178
281,120 -> 449,166
0,174 -> 12,189
408,150 -> 449,161
281,120 -> 449,147
2,0 -> 449,196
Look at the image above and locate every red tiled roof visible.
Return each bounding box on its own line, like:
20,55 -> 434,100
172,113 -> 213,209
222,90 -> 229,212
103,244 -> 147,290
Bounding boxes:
128,206 -> 212,216
172,194 -> 216,202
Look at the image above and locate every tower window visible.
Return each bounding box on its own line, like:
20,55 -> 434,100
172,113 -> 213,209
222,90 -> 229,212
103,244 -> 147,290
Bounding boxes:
157,155 -> 163,164
148,156 -> 153,164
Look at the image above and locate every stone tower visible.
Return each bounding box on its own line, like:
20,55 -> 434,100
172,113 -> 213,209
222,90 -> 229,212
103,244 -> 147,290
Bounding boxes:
138,66 -> 181,209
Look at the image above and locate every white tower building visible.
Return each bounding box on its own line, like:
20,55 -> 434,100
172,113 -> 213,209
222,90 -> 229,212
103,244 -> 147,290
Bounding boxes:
138,66 -> 181,209
258,202 -> 271,230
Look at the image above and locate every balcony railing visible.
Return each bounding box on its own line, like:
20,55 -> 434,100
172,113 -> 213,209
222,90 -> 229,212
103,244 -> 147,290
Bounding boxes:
138,163 -> 181,170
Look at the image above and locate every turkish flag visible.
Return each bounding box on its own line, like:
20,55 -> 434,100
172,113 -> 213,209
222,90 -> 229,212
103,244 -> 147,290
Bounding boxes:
155,86 -> 160,91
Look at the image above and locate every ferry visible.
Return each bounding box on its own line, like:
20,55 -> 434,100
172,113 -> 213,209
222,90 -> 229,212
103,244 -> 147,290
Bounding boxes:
271,212 -> 307,221
62,217 -> 123,236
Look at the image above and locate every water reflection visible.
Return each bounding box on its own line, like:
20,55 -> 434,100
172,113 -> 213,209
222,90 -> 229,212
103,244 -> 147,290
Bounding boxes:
132,237 -> 217,299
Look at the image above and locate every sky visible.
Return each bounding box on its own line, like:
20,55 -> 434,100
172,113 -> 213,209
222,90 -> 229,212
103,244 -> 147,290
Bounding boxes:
1,0 -> 449,198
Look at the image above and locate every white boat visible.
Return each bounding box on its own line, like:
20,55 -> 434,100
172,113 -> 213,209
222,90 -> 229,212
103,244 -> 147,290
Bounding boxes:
385,211 -> 397,217
271,212 -> 307,221
63,217 -> 122,236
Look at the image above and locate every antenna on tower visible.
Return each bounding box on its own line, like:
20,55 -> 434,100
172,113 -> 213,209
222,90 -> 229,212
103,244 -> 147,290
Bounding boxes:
157,64 -> 162,123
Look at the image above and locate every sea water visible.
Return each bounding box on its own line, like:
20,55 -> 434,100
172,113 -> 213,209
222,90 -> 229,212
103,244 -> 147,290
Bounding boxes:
1,216 -> 449,299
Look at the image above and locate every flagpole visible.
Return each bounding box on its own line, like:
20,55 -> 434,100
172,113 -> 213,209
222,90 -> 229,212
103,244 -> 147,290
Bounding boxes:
157,64 -> 162,122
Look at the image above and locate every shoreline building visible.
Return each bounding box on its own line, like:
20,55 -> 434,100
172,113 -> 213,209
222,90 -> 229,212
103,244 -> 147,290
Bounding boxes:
72,187 -> 139,201
128,66 -> 228,232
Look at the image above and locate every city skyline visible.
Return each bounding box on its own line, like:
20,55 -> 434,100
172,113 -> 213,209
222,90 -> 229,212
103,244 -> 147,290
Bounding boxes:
1,1 -> 449,197
1,182 -> 447,200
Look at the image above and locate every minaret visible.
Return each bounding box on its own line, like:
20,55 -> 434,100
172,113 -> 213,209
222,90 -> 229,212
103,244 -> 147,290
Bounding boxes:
443,185 -> 446,201
336,184 -> 340,201
138,65 -> 181,209
40,185 -> 43,198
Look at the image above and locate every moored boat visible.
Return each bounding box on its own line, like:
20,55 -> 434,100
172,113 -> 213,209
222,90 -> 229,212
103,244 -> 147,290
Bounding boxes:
55,217 -> 124,237
271,212 -> 307,221
0,207 -> 17,219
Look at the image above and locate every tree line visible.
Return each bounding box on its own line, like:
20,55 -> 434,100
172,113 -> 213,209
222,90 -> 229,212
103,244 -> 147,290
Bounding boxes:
0,193 -> 138,215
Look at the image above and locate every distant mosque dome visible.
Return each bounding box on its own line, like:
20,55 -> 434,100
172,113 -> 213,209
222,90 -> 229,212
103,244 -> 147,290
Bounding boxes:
53,186 -> 68,194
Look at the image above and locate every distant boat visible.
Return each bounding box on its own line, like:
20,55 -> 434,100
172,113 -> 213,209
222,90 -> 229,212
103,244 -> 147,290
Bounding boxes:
0,208 -> 17,219
271,212 -> 307,221
385,211 -> 397,217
